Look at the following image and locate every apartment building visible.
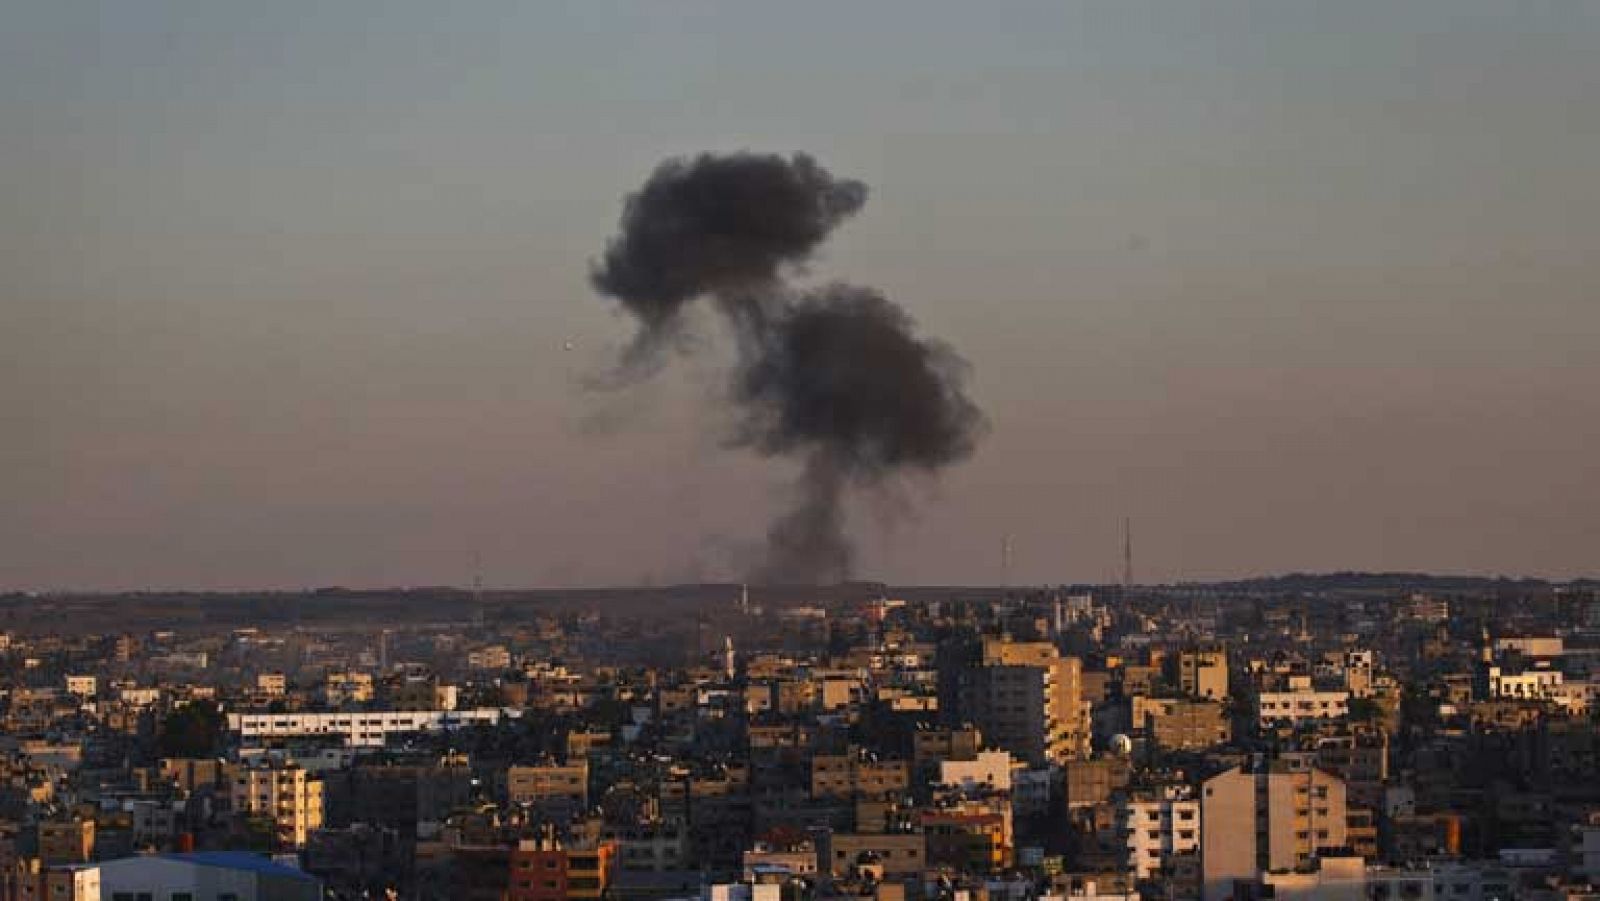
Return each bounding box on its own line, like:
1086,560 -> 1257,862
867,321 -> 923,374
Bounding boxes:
231,763 -> 326,849
1200,762 -> 1348,901
1117,785 -> 1200,882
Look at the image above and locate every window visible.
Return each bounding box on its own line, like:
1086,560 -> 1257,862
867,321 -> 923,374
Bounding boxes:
171,894 -> 194,901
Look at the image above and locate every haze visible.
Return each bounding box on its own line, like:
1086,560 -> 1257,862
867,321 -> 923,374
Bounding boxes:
5,2 -> 1598,590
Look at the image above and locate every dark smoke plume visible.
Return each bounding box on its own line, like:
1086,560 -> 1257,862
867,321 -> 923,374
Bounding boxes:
592,153 -> 865,341
591,152 -> 984,582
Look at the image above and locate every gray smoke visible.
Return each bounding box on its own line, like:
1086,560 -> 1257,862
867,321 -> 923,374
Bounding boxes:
591,152 -> 984,583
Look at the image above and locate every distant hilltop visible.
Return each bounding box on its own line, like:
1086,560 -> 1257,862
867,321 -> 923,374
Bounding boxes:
1188,571 -> 1597,594
0,572 -> 1593,639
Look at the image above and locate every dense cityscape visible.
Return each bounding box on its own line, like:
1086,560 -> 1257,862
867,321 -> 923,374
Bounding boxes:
1,576 -> 1597,900
10,4 -> 1600,901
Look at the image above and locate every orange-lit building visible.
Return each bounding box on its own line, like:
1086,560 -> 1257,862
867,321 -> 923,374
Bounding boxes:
507,837 -> 616,901
922,809 -> 1011,874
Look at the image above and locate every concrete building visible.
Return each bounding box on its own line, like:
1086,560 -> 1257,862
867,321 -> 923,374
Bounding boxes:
923,807 -> 1011,875
938,751 -> 1015,793
321,672 -> 374,706
913,725 -> 982,783
467,645 -> 512,671
506,761 -> 589,809
811,752 -> 909,800
1200,762 -> 1349,901
99,852 -> 321,901
1258,854 -> 1366,901
1117,785 -> 1200,882
1064,758 -> 1132,810
1256,690 -> 1350,728
1176,648 -> 1228,701
228,708 -> 518,747
960,638 -> 1085,766
1495,635 -> 1564,658
3,861 -> 100,901
38,819 -> 95,866
507,836 -> 616,901
1134,697 -> 1230,751
1339,650 -> 1376,698
825,833 -> 925,879
1486,666 -> 1564,700
231,763 -> 325,849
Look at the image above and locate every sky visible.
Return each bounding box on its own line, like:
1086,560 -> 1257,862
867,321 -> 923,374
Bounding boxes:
5,1 -> 1598,590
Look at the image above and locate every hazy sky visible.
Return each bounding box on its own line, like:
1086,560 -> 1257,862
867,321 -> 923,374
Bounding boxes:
6,1 -> 1598,590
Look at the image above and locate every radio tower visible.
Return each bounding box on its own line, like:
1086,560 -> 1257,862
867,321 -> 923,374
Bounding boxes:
1001,534 -> 1015,588
472,550 -> 485,629
1122,518 -> 1134,589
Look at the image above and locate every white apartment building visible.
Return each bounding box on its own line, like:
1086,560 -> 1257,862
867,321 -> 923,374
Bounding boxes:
1257,690 -> 1350,727
228,708 -> 519,747
1486,666 -> 1563,700
1117,785 -> 1200,881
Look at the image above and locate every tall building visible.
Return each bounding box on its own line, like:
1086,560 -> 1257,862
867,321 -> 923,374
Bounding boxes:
957,638 -> 1085,766
1200,762 -> 1349,901
1117,784 -> 1201,882
231,762 -> 326,849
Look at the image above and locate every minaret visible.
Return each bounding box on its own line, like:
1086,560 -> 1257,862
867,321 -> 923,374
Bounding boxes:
739,583 -> 750,615
723,636 -> 736,680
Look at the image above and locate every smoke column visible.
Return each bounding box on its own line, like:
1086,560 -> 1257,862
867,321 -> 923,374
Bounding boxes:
591,152 -> 984,582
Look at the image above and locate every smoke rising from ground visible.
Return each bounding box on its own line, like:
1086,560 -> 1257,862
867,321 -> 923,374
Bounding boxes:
590,152 -> 984,583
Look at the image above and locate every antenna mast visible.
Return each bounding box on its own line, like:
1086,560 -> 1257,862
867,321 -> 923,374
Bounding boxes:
1122,518 -> 1134,589
473,550 -> 485,628
1001,534 -> 1014,588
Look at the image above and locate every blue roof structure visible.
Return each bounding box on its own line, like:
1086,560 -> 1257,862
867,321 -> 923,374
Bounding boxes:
161,852 -> 318,882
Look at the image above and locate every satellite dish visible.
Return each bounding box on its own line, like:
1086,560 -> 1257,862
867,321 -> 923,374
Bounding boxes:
1110,734 -> 1134,756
